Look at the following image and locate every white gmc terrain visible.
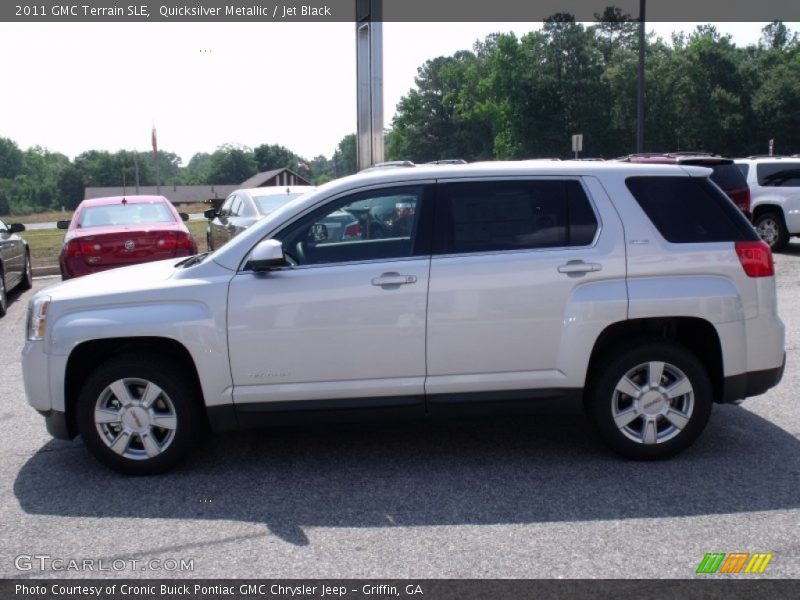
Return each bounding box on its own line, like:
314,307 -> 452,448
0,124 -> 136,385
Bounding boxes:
22,162 -> 785,473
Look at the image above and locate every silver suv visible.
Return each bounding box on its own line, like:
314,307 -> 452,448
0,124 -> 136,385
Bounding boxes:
22,162 -> 786,474
735,156 -> 800,250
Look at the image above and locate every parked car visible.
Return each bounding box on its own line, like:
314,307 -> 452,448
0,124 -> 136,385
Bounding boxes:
205,186 -> 314,251
23,161 -> 784,474
735,156 -> 800,250
0,219 -> 32,316
57,196 -> 197,279
616,153 -> 751,219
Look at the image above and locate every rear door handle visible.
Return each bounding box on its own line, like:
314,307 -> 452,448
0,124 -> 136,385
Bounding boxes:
371,272 -> 417,287
557,260 -> 602,274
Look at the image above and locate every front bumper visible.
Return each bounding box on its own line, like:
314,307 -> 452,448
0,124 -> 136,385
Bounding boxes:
37,409 -> 75,440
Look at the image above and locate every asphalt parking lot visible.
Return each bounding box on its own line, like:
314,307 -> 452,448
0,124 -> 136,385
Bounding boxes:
1,251 -> 799,580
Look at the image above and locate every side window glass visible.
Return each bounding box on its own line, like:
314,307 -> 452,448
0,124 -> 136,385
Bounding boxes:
230,196 -> 244,217
438,180 -> 597,254
0,220 -> 7,233
219,196 -> 235,217
757,163 -> 800,187
277,187 -> 423,266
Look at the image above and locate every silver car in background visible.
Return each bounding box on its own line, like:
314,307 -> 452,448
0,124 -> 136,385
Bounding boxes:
205,185 -> 315,251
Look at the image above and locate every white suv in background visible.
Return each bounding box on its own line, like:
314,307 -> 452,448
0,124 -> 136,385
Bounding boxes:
22,162 -> 785,474
736,156 -> 800,250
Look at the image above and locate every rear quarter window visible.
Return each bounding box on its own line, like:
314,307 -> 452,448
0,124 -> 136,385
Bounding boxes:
756,163 -> 800,187
626,176 -> 757,243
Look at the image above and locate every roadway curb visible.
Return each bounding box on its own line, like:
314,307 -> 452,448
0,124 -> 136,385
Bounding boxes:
33,266 -> 61,278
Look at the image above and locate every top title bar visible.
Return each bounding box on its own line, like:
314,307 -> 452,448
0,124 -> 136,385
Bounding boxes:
2,0 -> 800,22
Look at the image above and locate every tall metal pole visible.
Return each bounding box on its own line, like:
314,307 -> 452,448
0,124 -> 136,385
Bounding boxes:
356,0 -> 384,171
636,0 -> 646,153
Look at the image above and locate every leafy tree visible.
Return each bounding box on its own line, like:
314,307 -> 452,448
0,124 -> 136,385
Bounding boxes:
57,165 -> 85,210
0,137 -> 24,179
254,144 -> 297,172
207,144 -> 257,185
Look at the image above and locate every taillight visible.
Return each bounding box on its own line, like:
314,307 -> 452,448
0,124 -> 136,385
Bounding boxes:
176,231 -> 195,251
158,232 -> 195,254
728,187 -> 751,214
343,223 -> 363,240
65,239 -> 103,256
735,240 -> 774,277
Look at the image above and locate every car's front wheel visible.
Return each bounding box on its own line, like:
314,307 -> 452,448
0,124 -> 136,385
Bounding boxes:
77,355 -> 203,474
588,341 -> 712,460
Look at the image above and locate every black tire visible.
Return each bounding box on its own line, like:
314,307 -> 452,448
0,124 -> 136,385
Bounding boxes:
754,211 -> 789,252
19,250 -> 33,290
0,271 -> 6,317
76,354 -> 203,475
587,340 -> 713,460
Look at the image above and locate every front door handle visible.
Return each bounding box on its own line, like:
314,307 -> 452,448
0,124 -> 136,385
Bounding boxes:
558,260 -> 602,274
371,272 -> 417,287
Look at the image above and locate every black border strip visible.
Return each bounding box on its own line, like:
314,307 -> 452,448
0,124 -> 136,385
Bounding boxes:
2,1 -> 800,23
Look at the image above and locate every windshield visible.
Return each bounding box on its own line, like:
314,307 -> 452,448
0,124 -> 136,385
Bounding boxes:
254,193 -> 305,215
79,203 -> 175,227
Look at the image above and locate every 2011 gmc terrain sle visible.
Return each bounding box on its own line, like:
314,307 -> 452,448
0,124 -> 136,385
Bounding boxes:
22,162 -> 785,474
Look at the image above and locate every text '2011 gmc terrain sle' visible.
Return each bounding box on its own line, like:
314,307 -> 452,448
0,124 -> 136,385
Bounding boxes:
23,162 -> 785,473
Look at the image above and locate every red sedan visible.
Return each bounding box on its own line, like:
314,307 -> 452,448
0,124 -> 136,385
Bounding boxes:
58,195 -> 197,279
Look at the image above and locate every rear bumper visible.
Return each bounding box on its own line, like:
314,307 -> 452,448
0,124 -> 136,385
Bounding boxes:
721,353 -> 785,403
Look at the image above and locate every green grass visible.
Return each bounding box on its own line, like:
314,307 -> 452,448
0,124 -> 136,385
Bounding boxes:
19,229 -> 67,269
21,220 -> 209,270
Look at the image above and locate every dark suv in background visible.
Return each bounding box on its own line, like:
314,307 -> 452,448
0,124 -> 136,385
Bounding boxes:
617,153 -> 751,220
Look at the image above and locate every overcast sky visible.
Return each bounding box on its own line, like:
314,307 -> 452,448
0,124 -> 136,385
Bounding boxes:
0,21 -> 792,164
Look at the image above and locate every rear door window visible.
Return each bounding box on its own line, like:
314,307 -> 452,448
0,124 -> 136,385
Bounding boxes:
626,176 -> 758,243
756,163 -> 800,187
709,163 -> 748,191
736,163 -> 750,180
435,179 -> 598,254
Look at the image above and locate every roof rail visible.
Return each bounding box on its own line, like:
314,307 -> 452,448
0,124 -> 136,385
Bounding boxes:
425,159 -> 468,165
360,160 -> 416,173
745,155 -> 794,159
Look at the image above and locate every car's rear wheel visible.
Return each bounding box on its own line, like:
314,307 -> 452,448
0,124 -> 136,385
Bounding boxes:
77,354 -> 203,474
588,341 -> 712,460
755,212 -> 789,251
19,251 -> 33,290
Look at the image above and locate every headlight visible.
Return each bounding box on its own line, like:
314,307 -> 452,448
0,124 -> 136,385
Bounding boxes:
27,296 -> 51,341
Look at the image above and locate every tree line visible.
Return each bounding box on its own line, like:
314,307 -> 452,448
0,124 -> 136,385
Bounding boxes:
2,13 -> 798,216
385,14 -> 800,163
0,135 -> 357,216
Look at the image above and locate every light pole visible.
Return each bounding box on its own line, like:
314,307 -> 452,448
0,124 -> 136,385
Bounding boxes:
636,0 -> 646,153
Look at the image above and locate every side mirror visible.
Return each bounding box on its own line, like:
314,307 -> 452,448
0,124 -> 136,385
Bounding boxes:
310,223 -> 328,242
56,220 -> 70,230
247,239 -> 285,272
9,223 -> 25,233
204,208 -> 217,220
179,212 -> 190,222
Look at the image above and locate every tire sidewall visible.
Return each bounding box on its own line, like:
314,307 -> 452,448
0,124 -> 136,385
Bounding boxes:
589,341 -> 713,460
0,272 -> 7,317
76,356 -> 200,475
20,251 -> 33,290
756,212 -> 788,251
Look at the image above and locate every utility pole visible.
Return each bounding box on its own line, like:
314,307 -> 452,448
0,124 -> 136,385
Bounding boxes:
636,0 -> 646,153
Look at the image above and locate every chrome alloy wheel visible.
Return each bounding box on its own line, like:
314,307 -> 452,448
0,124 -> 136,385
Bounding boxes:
94,378 -> 178,460
756,217 -> 779,246
611,361 -> 694,445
